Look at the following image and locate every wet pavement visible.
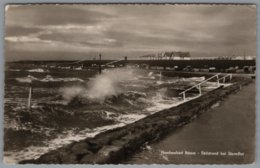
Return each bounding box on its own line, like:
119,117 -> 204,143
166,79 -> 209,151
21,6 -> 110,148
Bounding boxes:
126,82 -> 255,164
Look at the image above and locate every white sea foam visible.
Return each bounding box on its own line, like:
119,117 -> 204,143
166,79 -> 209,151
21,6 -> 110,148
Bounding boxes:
4,123 -> 126,164
185,76 -> 205,81
148,72 -> 154,76
27,68 -> 47,73
116,114 -> 147,124
40,75 -> 84,82
15,75 -> 84,83
15,75 -> 38,83
4,110 -> 147,163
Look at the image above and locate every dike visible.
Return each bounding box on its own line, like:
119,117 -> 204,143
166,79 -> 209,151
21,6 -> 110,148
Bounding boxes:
20,76 -> 253,164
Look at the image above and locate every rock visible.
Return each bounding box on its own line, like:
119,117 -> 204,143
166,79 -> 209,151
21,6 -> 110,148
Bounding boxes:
71,142 -> 92,155
36,151 -> 61,164
85,140 -> 102,153
80,145 -> 123,164
19,159 -> 38,164
166,115 -> 180,122
60,153 -> 77,164
95,145 -> 123,163
99,145 -> 122,156
111,139 -> 128,147
80,153 -> 97,164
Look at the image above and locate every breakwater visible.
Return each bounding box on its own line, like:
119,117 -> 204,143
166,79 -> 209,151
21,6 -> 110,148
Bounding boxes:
20,77 -> 253,164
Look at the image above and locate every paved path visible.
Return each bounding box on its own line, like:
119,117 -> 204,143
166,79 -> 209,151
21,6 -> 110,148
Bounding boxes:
126,82 -> 255,164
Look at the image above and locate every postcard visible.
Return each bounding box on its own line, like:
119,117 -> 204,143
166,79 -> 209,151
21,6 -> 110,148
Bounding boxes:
4,3 -> 256,164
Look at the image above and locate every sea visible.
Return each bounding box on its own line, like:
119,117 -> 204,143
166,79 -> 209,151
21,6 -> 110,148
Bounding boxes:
4,61 -> 221,163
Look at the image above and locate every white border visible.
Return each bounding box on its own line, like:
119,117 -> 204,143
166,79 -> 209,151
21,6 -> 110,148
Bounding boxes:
0,1 -> 258,167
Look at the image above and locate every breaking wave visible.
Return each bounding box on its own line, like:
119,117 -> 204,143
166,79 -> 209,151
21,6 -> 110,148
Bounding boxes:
60,69 -> 135,103
15,75 -> 84,83
27,68 -> 48,73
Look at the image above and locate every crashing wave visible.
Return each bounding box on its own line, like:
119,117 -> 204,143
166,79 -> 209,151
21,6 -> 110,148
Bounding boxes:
181,76 -> 205,81
40,75 -> 84,82
15,75 -> 38,83
27,68 -> 48,73
15,75 -> 84,83
67,90 -> 147,107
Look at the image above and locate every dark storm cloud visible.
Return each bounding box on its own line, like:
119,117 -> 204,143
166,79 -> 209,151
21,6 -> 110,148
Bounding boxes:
5,4 -> 256,61
38,31 -> 122,47
6,5 -> 113,26
5,25 -> 42,36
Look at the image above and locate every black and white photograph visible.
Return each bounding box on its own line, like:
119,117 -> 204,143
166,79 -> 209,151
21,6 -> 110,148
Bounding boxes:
3,3 -> 256,164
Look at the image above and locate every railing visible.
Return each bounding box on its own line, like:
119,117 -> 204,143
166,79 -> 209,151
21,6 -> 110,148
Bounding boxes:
218,74 -> 232,83
179,73 -> 222,101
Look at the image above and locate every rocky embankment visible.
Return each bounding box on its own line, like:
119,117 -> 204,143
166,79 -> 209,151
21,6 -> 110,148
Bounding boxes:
20,77 -> 253,164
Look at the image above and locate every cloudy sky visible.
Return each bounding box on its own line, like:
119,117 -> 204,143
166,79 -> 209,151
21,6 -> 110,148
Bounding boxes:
5,4 -> 256,61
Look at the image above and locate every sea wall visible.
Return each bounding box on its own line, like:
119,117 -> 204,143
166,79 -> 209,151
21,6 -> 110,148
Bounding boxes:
20,77 -> 253,164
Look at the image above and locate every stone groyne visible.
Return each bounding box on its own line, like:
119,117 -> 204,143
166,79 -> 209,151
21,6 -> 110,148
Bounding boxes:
20,77 -> 253,164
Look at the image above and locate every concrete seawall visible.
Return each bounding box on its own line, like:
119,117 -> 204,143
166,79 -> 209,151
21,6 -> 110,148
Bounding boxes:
20,77 -> 253,164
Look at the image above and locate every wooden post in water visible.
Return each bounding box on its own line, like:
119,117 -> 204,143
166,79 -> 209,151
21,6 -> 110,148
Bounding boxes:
99,53 -> 102,74
27,86 -> 32,110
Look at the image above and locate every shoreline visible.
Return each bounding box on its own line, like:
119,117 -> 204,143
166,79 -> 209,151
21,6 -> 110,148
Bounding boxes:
19,75 -> 253,164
